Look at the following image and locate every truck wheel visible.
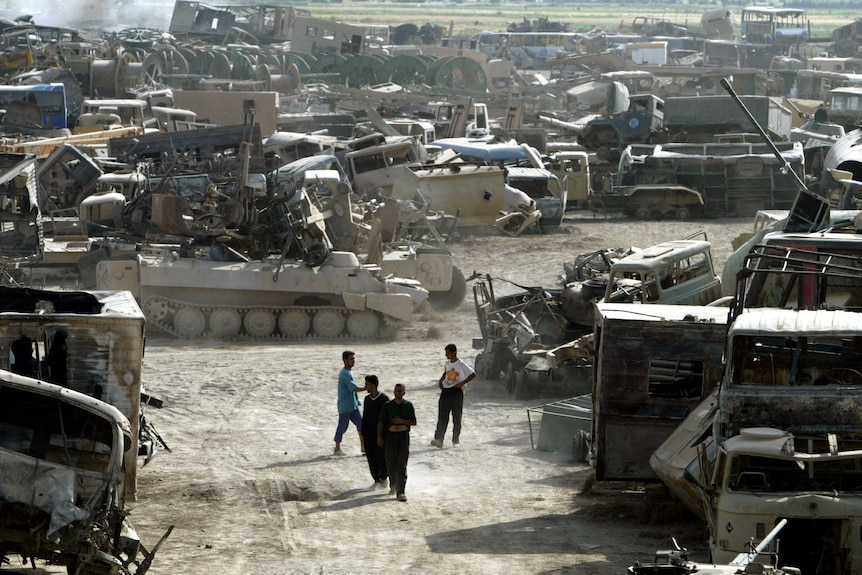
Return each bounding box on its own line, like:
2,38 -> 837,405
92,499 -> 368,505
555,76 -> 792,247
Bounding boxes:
474,352 -> 486,380
596,147 -> 610,161
428,267 -> 467,311
635,207 -> 650,220
572,429 -> 590,463
676,207 -> 691,220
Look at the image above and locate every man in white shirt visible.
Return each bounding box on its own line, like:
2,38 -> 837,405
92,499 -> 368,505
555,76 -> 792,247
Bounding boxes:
431,343 -> 475,448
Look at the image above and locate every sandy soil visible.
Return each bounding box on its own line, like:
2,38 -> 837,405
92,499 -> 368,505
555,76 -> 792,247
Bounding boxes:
7,214 -> 752,575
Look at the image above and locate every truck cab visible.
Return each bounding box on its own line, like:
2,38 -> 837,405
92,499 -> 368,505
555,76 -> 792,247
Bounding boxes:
603,239 -> 722,306
545,147 -> 590,209
577,81 -> 664,161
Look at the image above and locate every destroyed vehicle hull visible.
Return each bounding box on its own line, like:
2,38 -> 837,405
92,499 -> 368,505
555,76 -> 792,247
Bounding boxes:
593,304 -> 728,483
401,162 -> 506,228
96,250 -> 428,339
0,370 -> 140,575
472,277 -> 593,400
345,139 -> 505,228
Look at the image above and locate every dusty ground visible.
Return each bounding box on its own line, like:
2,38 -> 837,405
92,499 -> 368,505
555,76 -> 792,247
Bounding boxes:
8,214 -> 752,575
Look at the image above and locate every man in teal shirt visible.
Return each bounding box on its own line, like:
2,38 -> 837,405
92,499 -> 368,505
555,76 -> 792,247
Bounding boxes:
333,350 -> 366,456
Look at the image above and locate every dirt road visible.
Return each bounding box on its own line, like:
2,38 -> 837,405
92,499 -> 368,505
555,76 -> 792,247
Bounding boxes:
41,215 -> 753,575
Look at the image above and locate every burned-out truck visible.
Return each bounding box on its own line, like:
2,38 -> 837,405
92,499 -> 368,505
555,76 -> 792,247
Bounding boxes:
650,238 -> 862,574
675,308 -> 862,575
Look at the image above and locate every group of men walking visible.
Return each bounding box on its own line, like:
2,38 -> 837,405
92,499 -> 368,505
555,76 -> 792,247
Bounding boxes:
333,344 -> 475,502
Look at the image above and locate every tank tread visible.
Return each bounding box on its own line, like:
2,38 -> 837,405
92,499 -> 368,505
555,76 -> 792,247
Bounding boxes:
142,296 -> 400,340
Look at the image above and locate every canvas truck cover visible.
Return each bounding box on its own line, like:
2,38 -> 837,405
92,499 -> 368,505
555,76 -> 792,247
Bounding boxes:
663,95 -> 792,141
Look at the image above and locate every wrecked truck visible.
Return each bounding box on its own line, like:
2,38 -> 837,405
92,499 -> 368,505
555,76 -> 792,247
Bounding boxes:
0,370 -> 169,574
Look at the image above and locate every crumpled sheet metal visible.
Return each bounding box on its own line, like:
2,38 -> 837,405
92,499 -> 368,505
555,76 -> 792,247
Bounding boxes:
0,449 -> 90,535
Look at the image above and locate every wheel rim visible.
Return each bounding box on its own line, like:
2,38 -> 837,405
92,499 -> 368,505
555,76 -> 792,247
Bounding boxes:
312,309 -> 345,338
278,309 -> 311,338
346,310 -> 380,338
173,307 -> 206,338
244,309 -> 276,337
209,309 -> 241,338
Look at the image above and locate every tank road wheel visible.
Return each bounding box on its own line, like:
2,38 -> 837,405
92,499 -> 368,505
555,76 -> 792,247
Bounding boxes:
346,310 -> 380,338
209,309 -> 241,338
428,267 -> 467,312
143,297 -> 169,323
312,308 -> 345,338
244,309 -> 276,338
173,307 -> 206,338
278,309 -> 311,338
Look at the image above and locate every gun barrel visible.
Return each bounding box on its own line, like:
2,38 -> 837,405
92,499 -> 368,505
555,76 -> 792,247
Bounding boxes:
538,115 -> 584,135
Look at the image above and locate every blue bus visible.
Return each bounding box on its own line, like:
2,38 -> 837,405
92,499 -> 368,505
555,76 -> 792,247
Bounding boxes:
0,83 -> 68,129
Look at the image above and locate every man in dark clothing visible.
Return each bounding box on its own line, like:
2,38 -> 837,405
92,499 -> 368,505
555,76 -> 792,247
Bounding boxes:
814,104 -> 828,123
361,375 -> 389,489
377,383 -> 416,502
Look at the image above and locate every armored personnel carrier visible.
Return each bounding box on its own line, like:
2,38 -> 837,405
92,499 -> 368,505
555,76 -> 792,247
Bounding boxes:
96,248 -> 428,339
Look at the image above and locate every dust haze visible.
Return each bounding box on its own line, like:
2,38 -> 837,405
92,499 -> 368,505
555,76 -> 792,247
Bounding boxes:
0,0 -> 174,30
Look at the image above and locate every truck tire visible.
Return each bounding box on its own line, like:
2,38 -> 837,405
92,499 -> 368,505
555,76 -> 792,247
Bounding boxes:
474,352 -> 486,380
572,429 -> 590,463
676,207 -> 691,220
635,207 -> 650,220
513,368 -> 531,400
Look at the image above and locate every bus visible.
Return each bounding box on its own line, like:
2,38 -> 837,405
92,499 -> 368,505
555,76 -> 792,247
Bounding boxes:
469,31 -> 581,64
740,7 -> 809,48
0,83 -> 67,129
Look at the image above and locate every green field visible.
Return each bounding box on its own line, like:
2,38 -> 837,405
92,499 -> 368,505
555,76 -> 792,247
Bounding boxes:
296,2 -> 853,41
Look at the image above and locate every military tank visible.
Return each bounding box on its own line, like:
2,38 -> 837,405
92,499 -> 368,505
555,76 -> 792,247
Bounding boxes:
96,248 -> 428,339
